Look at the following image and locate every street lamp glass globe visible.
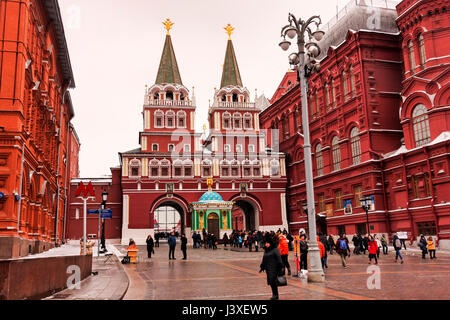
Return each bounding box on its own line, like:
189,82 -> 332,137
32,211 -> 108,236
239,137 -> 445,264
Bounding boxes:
279,40 -> 291,51
286,28 -> 297,39
288,53 -> 300,65
313,30 -> 325,41
308,45 -> 319,57
102,190 -> 108,202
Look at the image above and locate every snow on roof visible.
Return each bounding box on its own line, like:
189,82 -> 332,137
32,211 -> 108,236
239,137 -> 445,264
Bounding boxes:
383,131 -> 450,158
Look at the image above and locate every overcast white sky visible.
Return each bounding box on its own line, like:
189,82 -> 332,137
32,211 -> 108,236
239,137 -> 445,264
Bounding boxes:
59,0 -> 356,177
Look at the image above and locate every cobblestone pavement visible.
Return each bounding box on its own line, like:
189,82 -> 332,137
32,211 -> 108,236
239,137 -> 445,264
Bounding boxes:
119,244 -> 450,300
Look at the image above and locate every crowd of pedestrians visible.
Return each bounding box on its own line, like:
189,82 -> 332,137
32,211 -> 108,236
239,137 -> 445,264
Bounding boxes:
142,229 -> 438,277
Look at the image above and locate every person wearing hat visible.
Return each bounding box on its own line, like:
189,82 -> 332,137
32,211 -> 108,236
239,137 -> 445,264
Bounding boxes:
260,233 -> 284,300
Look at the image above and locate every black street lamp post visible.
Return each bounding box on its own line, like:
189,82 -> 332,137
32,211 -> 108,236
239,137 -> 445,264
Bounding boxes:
361,196 -> 371,236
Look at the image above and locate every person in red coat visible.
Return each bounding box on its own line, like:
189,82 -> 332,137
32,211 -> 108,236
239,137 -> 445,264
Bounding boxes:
278,234 -> 291,275
317,236 -> 326,269
368,235 -> 379,265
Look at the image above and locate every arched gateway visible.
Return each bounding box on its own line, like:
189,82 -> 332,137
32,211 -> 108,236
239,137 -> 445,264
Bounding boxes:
118,21 -> 288,245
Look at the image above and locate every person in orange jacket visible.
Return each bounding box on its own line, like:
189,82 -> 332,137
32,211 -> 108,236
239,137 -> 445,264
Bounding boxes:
278,233 -> 291,275
317,236 -> 326,269
427,237 -> 436,259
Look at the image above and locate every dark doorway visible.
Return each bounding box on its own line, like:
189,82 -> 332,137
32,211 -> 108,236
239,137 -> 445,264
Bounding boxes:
234,200 -> 256,231
207,212 -> 220,237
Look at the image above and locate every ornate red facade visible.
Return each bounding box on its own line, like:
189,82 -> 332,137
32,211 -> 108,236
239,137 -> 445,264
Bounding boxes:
0,0 -> 79,258
260,0 -> 450,248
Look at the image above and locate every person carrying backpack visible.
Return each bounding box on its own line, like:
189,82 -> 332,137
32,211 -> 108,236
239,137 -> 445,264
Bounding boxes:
393,233 -> 404,264
336,234 -> 351,268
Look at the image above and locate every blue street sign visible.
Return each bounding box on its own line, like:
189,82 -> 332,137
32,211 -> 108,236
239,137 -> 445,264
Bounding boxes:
100,209 -> 112,219
87,209 -> 99,214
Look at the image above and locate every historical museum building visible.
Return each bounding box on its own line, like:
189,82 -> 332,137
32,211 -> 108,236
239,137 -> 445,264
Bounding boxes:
260,0 -> 450,248
0,0 -> 81,258
115,22 -> 288,244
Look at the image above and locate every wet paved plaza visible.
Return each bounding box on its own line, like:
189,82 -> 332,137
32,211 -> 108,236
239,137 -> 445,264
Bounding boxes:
119,244 -> 450,300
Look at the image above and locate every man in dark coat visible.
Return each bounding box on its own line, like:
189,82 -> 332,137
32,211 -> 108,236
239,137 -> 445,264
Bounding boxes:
299,234 -> 308,271
180,234 -> 187,260
352,234 -> 360,255
168,232 -> 177,260
260,233 -> 284,300
327,235 -> 335,254
155,233 -> 160,247
146,234 -> 154,258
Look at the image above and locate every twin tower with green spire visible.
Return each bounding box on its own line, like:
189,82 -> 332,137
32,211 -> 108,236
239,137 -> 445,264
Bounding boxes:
154,19 -> 243,91
141,18 -> 268,153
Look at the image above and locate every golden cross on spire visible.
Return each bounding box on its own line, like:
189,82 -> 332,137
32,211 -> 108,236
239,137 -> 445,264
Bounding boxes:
162,18 -> 174,35
224,24 -> 234,40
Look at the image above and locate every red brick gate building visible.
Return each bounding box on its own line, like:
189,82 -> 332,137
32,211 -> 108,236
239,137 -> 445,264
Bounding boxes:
0,0 -> 80,258
260,0 -> 450,248
118,22 -> 288,245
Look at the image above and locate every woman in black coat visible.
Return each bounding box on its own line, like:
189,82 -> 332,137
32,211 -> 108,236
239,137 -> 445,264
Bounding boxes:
146,234 -> 154,258
419,235 -> 428,259
260,233 -> 284,300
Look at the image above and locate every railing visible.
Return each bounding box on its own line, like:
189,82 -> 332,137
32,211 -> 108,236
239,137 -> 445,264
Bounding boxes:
322,0 -> 400,32
213,101 -> 256,109
146,99 -> 193,107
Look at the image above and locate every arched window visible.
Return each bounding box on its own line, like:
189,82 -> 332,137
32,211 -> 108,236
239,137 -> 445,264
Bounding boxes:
412,104 -> 431,147
160,159 -> 170,177
149,159 -> 160,177
202,160 -> 212,177
233,113 -> 242,130
350,127 -> 361,165
243,113 -> 253,130
231,160 -> 240,177
220,160 -> 230,177
324,84 -> 330,110
173,159 -> 183,177
332,136 -> 341,171
315,143 -> 323,176
315,92 -> 320,116
166,110 -> 175,128
183,159 -> 193,177
223,112 -> 232,130
331,79 -> 336,108
232,93 -> 238,102
349,67 -> 356,97
282,116 -> 290,139
166,90 -> 174,100
154,110 -> 164,128
177,111 -> 186,128
252,160 -> 262,177
270,159 -> 280,176
295,108 -> 301,129
408,40 -> 416,71
242,159 -> 252,177
342,71 -> 348,102
418,34 -> 426,65
129,159 -> 141,178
